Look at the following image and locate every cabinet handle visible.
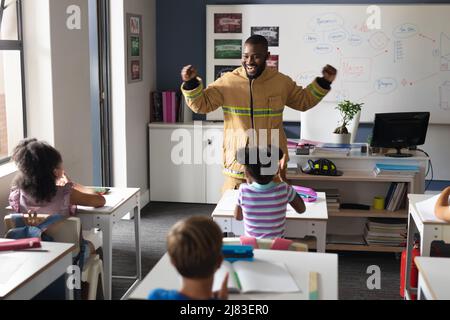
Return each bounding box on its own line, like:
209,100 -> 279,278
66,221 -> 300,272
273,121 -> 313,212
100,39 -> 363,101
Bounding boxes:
207,139 -> 212,145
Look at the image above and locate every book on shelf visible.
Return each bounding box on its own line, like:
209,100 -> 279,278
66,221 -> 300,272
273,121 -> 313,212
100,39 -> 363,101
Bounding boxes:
162,91 -> 178,123
367,218 -> 407,228
151,90 -> 194,124
150,91 -> 163,122
364,218 -> 407,247
385,182 -> 408,212
327,234 -> 366,245
310,147 -> 350,157
317,188 -> 341,213
213,260 -> 300,294
373,164 -> 420,176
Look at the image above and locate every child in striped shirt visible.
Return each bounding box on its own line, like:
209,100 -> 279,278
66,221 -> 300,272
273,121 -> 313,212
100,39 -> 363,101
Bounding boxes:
234,147 -> 306,239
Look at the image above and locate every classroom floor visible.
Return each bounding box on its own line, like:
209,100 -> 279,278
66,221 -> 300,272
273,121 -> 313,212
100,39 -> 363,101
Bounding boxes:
112,202 -> 402,300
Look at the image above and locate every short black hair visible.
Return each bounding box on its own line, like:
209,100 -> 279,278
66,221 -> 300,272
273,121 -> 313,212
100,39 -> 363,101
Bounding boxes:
237,146 -> 284,185
245,35 -> 269,51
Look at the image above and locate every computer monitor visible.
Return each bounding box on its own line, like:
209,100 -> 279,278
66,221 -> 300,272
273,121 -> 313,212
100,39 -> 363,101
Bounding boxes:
370,112 -> 430,158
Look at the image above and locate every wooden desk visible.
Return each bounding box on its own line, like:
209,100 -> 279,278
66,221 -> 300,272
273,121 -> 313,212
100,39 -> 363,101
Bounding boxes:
212,190 -> 328,252
0,240 -> 75,300
77,187 -> 142,300
415,257 -> 450,300
404,194 -> 450,300
128,250 -> 338,300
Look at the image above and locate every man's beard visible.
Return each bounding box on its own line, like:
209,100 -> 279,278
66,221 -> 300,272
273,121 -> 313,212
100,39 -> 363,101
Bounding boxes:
243,61 -> 266,79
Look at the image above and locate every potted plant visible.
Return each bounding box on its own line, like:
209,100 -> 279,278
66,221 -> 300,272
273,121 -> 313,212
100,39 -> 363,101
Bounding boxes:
333,100 -> 363,144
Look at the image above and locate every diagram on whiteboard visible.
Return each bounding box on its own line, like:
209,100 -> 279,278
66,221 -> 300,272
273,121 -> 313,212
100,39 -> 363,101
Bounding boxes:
207,5 -> 450,123
294,9 -> 450,122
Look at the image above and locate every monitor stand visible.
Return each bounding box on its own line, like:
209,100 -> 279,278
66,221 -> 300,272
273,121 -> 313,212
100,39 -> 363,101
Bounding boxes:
385,147 -> 413,158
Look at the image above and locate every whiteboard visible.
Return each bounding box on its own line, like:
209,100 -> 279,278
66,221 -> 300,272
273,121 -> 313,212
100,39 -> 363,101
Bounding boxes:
206,4 -> 450,124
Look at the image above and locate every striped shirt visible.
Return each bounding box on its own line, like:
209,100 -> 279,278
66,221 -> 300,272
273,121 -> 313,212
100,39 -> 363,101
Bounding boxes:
237,182 -> 297,239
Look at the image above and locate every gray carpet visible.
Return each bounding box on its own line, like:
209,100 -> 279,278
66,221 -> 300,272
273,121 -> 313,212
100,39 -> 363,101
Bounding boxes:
112,202 -> 402,300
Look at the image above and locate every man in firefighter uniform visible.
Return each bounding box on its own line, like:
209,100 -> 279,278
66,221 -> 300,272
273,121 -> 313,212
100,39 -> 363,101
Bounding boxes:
181,35 -> 337,192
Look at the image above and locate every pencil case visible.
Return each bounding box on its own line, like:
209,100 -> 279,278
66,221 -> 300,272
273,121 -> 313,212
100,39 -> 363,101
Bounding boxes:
293,186 -> 318,203
222,245 -> 254,262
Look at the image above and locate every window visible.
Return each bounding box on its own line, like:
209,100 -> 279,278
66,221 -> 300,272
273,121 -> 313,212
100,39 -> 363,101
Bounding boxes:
0,0 -> 25,163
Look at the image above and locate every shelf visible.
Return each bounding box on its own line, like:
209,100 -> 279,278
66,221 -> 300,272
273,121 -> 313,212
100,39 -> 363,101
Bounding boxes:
287,169 -> 415,183
326,244 -> 404,253
328,209 -> 408,219
293,237 -> 405,253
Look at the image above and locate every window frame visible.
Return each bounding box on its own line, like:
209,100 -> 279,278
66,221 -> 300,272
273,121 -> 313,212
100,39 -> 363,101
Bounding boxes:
0,0 -> 27,164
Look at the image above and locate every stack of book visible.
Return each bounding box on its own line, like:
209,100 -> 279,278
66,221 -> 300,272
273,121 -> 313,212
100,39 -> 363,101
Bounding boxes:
364,218 -> 407,247
373,164 -> 420,177
385,182 -> 408,212
151,91 -> 193,123
317,188 -> 341,213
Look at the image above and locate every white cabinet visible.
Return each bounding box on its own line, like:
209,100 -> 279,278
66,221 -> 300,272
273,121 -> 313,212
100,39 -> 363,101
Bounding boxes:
149,122 -> 224,204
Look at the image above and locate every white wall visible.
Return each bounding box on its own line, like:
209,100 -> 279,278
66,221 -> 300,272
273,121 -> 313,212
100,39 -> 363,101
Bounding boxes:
22,0 -> 94,185
425,125 -> 450,181
111,0 -> 156,202
49,0 -> 94,185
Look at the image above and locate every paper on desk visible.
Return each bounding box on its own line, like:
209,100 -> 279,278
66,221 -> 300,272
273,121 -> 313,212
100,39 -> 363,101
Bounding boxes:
216,191 -> 240,211
415,194 -> 447,222
77,192 -> 126,212
104,193 -> 126,208
0,256 -> 26,285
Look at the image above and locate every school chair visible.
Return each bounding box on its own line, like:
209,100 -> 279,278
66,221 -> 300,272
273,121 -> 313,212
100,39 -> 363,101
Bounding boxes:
3,214 -> 104,300
223,237 -> 309,252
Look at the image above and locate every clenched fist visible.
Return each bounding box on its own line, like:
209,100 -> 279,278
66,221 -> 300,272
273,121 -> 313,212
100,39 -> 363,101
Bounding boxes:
322,65 -> 338,83
181,65 -> 198,82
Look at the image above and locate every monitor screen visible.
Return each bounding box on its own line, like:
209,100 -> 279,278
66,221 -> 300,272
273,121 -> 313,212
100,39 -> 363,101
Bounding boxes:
371,112 -> 430,149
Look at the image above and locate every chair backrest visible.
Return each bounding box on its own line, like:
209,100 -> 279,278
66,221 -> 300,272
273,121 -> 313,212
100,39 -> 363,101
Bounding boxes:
223,237 -> 308,252
301,102 -> 361,144
3,215 -> 81,255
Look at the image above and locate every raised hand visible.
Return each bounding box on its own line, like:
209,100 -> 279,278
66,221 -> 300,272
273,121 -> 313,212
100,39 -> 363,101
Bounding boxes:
181,65 -> 198,82
322,64 -> 338,83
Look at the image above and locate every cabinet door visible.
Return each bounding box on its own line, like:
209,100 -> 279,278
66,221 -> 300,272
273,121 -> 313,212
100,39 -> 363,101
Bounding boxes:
204,127 -> 225,204
150,127 -> 206,203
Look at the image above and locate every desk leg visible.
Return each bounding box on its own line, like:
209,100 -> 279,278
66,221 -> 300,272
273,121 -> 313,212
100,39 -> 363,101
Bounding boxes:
315,222 -> 327,253
417,273 -> 424,300
404,212 -> 417,300
98,217 -> 113,300
420,226 -> 433,257
134,204 -> 142,280
63,255 -> 74,301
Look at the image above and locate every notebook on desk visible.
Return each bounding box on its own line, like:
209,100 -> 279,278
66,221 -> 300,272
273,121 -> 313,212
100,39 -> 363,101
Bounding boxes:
213,260 -> 300,294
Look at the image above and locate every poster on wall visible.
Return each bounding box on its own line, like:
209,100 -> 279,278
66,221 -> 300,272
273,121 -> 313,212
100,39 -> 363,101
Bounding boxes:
214,40 -> 242,59
214,13 -> 242,33
131,37 -> 141,57
131,60 -> 141,81
251,26 -> 280,47
127,14 -> 143,83
215,65 -> 240,80
267,55 -> 279,71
